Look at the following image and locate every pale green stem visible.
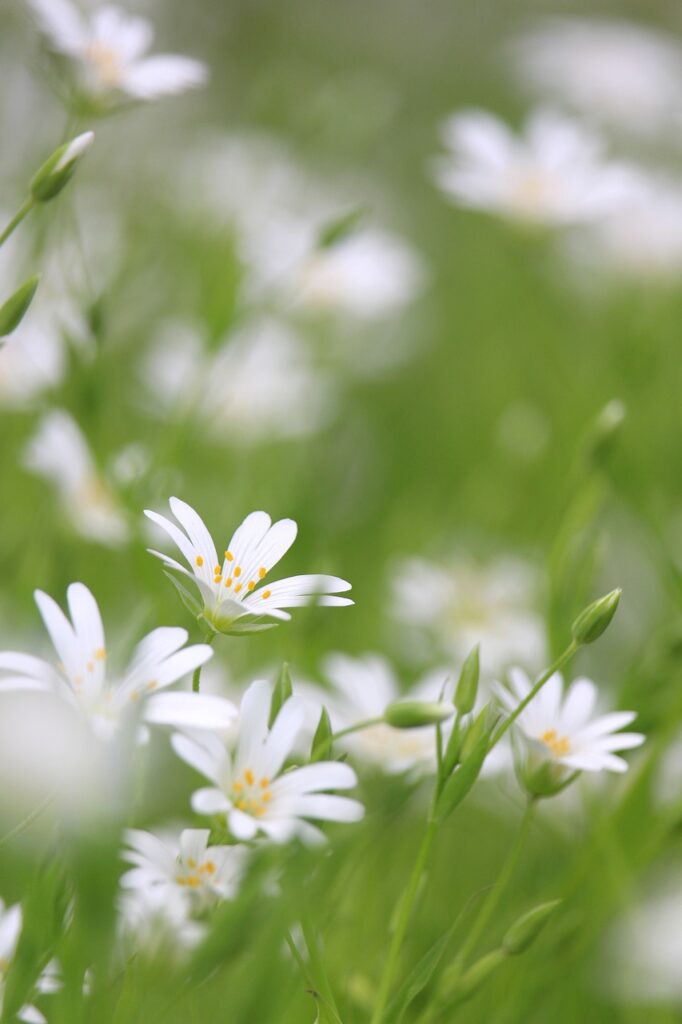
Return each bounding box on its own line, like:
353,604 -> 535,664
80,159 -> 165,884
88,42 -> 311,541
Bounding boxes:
314,717 -> 384,761
192,634 -> 215,692
488,640 -> 578,752
370,817 -> 439,1024
0,197 -> 34,247
0,793 -> 53,850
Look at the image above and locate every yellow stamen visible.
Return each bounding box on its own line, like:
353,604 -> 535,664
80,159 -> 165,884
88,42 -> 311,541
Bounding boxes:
94,647 -> 106,660
147,681 -> 157,690
262,589 -> 271,599
258,567 -> 266,579
225,550 -> 234,561
244,769 -> 254,785
232,781 -> 243,793
214,574 -> 222,584
247,581 -> 255,591
236,799 -> 248,811
541,728 -> 571,757
225,577 -> 233,587
201,860 -> 216,875
187,857 -> 197,869
196,555 -> 204,567
234,583 -> 243,593
234,566 -> 242,578
214,565 -> 221,575
260,777 -> 270,788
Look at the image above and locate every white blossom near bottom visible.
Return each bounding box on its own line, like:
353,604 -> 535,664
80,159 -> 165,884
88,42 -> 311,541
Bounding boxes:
497,668 -> 644,774
0,900 -> 59,1023
173,680 -> 364,844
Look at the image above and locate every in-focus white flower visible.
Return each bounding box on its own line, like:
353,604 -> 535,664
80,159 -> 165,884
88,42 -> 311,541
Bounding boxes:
431,108 -> 639,226
512,18 -> 682,137
26,0 -> 207,103
497,668 -> 644,777
121,828 -> 245,916
0,582 -> 235,741
0,899 -> 58,1023
173,679 -> 364,844
391,555 -> 546,676
140,318 -> 336,444
23,410 -> 129,547
145,497 -> 353,634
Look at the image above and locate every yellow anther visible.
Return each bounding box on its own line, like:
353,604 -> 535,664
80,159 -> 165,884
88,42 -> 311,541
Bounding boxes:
262,589 -> 271,599
196,555 -> 204,567
214,565 -> 221,575
225,550 -> 234,561
201,860 -> 216,875
247,581 -> 255,591
260,777 -> 270,788
86,661 -> 94,672
225,577 -> 233,587
541,729 -> 557,743
232,781 -> 243,793
541,728 -> 570,757
94,647 -> 106,660
234,566 -> 242,578
236,799 -> 248,811
214,574 -> 223,584
187,875 -> 201,888
187,857 -> 197,869
130,691 -> 140,702
235,583 -> 243,593
258,567 -> 267,579
244,769 -> 255,785
147,681 -> 157,690
176,876 -> 187,886
262,791 -> 272,803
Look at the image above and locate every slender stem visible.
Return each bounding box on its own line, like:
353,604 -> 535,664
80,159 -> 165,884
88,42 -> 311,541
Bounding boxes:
0,197 -> 34,247
301,913 -> 342,1023
370,818 -> 439,1024
192,634 -> 215,692
0,794 -> 53,850
488,640 -> 578,751
456,799 -> 535,968
332,718 -> 383,742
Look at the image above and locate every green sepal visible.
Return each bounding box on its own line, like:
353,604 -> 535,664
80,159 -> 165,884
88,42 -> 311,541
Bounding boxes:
311,706 -> 333,762
269,662 -> 293,726
0,274 -> 40,337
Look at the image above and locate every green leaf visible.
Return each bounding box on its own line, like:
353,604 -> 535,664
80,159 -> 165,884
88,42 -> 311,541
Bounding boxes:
386,927 -> 455,1022
317,205 -> 367,249
163,570 -> 202,618
0,274 -> 40,337
269,662 -> 293,726
311,706 -> 333,761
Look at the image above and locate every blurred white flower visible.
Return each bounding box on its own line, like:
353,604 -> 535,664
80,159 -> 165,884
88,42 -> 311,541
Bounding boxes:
23,410 -> 129,546
26,0 -> 207,103
0,899 -> 59,1023
391,555 -> 546,675
564,177 -> 682,283
0,582 -> 234,741
145,497 -> 353,634
121,828 -> 246,915
0,314 -> 64,408
497,668 -> 644,775
512,18 -> 682,137
140,318 -> 335,444
431,108 -> 639,226
173,679 -> 364,844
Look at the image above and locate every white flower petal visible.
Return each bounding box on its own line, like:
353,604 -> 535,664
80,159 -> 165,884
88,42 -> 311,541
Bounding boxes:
123,55 -> 208,100
192,786 -> 231,815
145,692 -> 237,731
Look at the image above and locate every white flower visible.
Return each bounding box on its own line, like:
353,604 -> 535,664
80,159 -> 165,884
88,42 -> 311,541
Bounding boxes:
0,313 -> 64,408
23,410 -> 129,547
0,899 -> 57,1023
145,498 -> 353,634
172,679 -> 364,844
431,107 -> 639,226
140,318 -> 336,444
497,668 -> 644,774
0,582 -> 235,741
121,828 -> 246,916
512,18 -> 682,137
390,555 -> 546,676
26,0 -> 207,103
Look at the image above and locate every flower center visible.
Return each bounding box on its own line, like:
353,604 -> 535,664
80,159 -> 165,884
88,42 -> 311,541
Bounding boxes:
211,552 -> 270,605
175,856 -> 218,889
512,170 -> 554,215
231,767 -> 273,817
86,42 -> 124,88
541,728 -> 570,757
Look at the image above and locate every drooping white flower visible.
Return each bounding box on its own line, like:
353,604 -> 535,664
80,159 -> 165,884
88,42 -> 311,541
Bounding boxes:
431,107 -> 639,226
140,318 -> 336,444
390,555 -> 546,676
512,18 -> 682,137
121,828 -> 246,916
26,0 -> 207,103
145,498 -> 353,634
0,582 -> 234,741
173,680 -> 364,844
497,668 -> 644,775
0,899 -> 58,1023
23,410 -> 129,547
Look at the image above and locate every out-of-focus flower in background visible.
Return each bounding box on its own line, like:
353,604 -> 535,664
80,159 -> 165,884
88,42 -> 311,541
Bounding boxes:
0,898 -> 59,1023
431,108 -> 640,227
511,18 -> 682,139
140,317 -> 336,444
0,313 -> 64,408
26,0 -> 207,105
23,409 -> 129,546
391,554 -> 546,676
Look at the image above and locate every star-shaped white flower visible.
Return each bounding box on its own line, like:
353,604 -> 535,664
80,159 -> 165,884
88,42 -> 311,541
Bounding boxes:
497,668 -> 644,774
145,498 -> 353,634
26,0 -> 207,104
0,582 -> 235,740
173,679 -> 364,844
431,107 -> 639,226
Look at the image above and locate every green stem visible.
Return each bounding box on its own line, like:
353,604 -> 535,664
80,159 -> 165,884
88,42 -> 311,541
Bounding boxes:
455,799 -> 535,969
192,634 -> 215,692
0,197 -> 34,247
0,794 -> 53,850
301,913 -> 342,1023
370,817 -> 439,1024
488,640 -> 578,751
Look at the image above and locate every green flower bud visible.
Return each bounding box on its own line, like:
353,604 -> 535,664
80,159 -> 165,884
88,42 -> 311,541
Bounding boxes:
435,709 -> 492,820
442,716 -> 463,776
311,706 -> 332,762
502,900 -> 561,955
0,275 -> 40,337
30,132 -> 94,203
443,950 -> 507,1006
571,588 -> 621,645
455,645 -> 479,715
269,663 -> 293,727
383,700 -> 454,729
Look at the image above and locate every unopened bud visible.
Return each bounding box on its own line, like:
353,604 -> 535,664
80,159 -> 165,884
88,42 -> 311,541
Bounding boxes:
384,700 -> 454,729
444,950 -> 506,1006
455,645 -> 479,715
269,662 -> 293,727
311,706 -> 332,762
502,900 -> 561,955
0,274 -> 40,337
31,132 -> 94,202
571,588 -> 621,645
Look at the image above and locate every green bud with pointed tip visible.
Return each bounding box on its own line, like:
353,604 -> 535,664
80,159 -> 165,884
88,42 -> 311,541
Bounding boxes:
455,645 -> 479,715
571,588 -> 621,645
502,900 -> 561,955
31,131 -> 94,203
443,950 -> 506,1006
0,274 -> 40,337
384,700 -> 454,729
269,662 -> 293,727
311,706 -> 332,762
